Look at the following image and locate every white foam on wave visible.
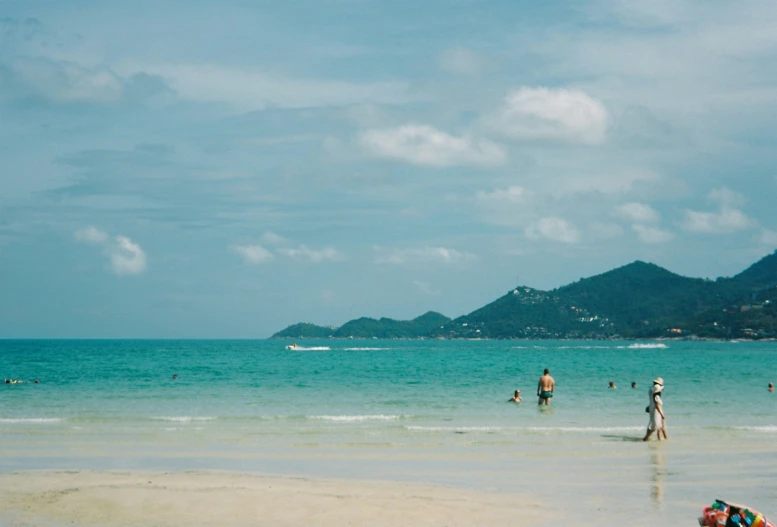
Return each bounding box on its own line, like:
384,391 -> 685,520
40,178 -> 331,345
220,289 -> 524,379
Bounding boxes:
0,418 -> 63,424
527,426 -> 643,433
557,345 -> 614,350
406,426 -> 506,432
621,343 -> 668,349
405,425 -> 643,433
309,414 -> 401,422
343,347 -> 391,351
152,416 -> 217,422
733,426 -> 777,433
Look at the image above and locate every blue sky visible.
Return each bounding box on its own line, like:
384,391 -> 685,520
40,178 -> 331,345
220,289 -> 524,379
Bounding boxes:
2,0 -> 777,337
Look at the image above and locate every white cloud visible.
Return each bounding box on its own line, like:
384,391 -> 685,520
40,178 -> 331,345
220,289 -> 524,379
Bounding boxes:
548,168 -> 658,197
135,64 -> 409,110
616,202 -> 660,223
759,229 -> 777,247
234,237 -> 339,264
682,208 -> 752,233
488,87 -> 609,145
2,57 -> 172,105
8,58 -> 124,103
476,186 -> 528,203
260,232 -> 288,246
374,246 -> 475,265
74,226 -> 109,244
682,188 -> 753,234
6,56 -> 401,110
708,187 -> 745,208
414,281 -> 440,295
109,235 -> 147,275
233,244 -> 275,265
632,224 -> 674,244
589,222 -> 625,240
359,125 -> 507,168
74,227 -> 146,276
525,217 -> 581,243
278,245 -> 341,263
439,47 -> 484,75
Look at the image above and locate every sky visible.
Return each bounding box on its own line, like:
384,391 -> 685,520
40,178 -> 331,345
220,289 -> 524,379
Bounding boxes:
2,0 -> 777,338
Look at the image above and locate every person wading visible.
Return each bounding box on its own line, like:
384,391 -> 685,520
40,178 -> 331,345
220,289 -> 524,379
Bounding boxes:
643,377 -> 667,441
537,369 -> 555,406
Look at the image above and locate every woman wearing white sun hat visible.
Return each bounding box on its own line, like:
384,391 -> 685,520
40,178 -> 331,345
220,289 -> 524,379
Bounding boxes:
643,377 -> 667,441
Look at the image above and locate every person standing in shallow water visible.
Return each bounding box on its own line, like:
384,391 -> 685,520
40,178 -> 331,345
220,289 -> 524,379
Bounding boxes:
537,369 -> 555,405
643,377 -> 667,441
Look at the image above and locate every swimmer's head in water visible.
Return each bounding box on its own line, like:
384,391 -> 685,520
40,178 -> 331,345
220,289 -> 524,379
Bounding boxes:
631,382 -> 637,388
515,390 -> 520,396
608,381 -> 615,388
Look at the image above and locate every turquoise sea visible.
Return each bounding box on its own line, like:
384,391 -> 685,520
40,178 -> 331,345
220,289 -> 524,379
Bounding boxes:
2,339 -> 777,522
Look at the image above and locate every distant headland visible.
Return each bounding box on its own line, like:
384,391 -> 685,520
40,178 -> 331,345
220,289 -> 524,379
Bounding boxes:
273,250 -> 777,340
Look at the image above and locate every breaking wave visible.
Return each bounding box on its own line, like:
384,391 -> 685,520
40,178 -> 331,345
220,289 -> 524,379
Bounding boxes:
152,416 -> 217,422
405,426 -> 506,432
732,426 -> 777,433
308,414 -> 402,422
0,417 -> 63,424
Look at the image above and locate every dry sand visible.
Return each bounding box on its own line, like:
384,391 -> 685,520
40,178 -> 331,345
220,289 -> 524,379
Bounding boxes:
0,470 -> 548,527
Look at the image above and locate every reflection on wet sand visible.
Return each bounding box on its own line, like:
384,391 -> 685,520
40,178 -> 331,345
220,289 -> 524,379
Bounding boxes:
650,446 -> 666,508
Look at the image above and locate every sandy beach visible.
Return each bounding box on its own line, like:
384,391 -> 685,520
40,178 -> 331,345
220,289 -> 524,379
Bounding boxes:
0,470 -> 547,527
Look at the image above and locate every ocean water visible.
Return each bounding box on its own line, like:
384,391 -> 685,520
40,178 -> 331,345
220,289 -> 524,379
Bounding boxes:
2,339 -> 777,522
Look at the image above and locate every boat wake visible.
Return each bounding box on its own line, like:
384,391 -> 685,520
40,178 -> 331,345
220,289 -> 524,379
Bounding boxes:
622,343 -> 668,349
285,344 -> 331,351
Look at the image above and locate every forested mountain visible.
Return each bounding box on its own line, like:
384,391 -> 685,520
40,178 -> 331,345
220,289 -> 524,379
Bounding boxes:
273,251 -> 777,340
732,251 -> 777,290
272,311 -> 451,339
273,323 -> 335,339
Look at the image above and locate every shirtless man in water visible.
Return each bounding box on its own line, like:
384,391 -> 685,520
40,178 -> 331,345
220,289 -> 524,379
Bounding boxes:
537,369 -> 555,405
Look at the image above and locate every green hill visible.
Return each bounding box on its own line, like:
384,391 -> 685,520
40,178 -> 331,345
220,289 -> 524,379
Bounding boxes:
333,311 -> 450,339
552,261 -> 726,337
732,250 -> 777,291
434,286 -> 598,339
273,250 -> 777,340
272,322 -> 336,339
272,311 -> 451,339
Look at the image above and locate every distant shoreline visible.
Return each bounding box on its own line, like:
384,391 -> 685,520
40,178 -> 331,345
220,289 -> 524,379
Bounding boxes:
271,336 -> 777,342
273,251 -> 777,341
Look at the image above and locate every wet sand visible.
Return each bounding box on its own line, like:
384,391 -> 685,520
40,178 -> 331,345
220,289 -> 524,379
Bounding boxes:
0,470 -> 548,527
2,431 -> 777,526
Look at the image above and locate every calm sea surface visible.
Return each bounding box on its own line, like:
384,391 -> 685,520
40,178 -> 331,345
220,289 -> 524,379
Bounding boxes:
2,339 -> 777,522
